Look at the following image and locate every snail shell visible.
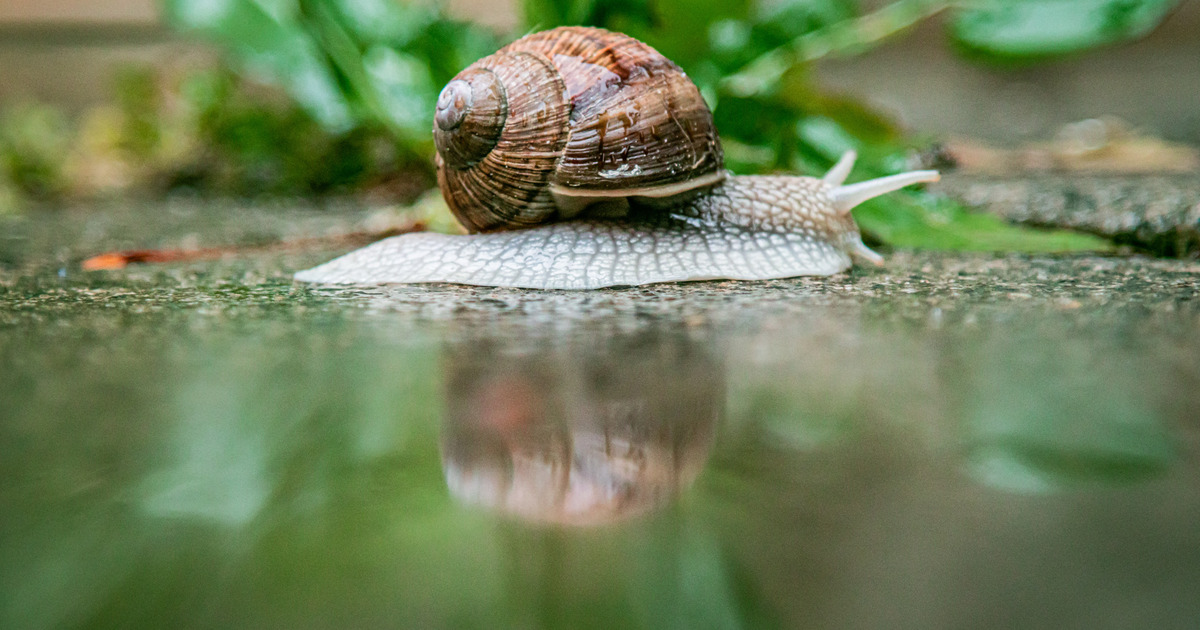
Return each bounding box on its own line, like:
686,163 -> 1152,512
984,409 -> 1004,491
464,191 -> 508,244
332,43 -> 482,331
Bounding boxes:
432,27 -> 724,232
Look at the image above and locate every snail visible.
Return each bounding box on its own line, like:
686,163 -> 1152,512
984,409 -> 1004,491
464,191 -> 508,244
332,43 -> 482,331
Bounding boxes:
295,27 -> 939,290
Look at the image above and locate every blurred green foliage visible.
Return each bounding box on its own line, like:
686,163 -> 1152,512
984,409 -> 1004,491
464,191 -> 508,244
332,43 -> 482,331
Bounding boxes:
0,103 -> 73,210
111,67 -> 425,196
158,0 -> 1174,251
162,0 -> 499,148
1,0 -> 1180,250
162,0 -> 1182,176
952,0 -> 1180,59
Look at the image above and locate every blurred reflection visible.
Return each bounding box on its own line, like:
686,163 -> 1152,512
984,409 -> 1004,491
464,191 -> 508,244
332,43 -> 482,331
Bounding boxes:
957,329 -> 1176,493
440,332 -> 720,525
2,303 -> 1198,629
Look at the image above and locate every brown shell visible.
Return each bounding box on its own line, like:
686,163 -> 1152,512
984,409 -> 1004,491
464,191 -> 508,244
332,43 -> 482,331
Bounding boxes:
432,27 -> 724,233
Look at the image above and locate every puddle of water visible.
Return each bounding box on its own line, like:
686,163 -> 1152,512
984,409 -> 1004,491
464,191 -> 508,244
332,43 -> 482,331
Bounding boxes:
2,273 -> 1198,629
3,202 -> 1199,628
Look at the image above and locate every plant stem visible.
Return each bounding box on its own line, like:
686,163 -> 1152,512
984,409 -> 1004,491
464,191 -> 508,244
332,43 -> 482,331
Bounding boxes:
721,0 -> 956,98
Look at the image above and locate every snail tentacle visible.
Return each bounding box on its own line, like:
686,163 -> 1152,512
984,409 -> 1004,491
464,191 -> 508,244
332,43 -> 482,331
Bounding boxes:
830,169 -> 941,216
822,150 -> 858,186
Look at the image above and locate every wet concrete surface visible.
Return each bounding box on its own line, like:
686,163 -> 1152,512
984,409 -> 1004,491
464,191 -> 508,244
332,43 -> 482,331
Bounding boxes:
2,195 -> 1197,328
2,199 -> 1199,629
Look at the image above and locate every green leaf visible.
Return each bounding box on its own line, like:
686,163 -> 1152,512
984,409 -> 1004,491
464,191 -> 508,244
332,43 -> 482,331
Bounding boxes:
854,192 -> 1113,252
522,0 -> 596,27
163,0 -> 355,132
753,0 -> 857,45
328,0 -> 435,46
362,46 -> 436,143
951,0 -> 1180,59
794,116 -> 858,160
539,0 -> 749,68
407,20 -> 501,87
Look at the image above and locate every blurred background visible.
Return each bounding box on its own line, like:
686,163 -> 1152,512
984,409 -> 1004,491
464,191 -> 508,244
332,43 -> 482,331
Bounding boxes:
3,5 -> 1200,629
4,0 -> 1197,139
0,0 -> 1196,251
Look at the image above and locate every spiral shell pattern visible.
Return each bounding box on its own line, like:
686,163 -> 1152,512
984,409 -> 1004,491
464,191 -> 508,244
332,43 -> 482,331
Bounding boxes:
432,27 -> 724,233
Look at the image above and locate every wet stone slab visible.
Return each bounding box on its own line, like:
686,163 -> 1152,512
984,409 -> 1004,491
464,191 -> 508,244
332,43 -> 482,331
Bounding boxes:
941,172 -> 1200,256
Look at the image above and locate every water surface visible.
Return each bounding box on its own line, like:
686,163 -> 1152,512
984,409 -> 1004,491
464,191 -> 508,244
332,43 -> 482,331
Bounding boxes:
2,205 -> 1199,629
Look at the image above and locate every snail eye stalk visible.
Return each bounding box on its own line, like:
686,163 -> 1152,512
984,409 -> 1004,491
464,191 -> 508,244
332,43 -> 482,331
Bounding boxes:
830,169 -> 941,216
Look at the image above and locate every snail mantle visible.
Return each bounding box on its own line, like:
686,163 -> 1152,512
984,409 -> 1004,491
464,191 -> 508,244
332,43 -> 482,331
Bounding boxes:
295,26 -> 938,290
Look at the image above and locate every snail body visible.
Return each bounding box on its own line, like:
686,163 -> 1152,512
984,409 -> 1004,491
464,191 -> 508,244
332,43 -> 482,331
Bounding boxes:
295,27 -> 938,290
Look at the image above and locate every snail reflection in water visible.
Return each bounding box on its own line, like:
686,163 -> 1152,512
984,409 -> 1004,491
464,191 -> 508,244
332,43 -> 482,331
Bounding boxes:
295,27 -> 939,290
439,336 -> 719,525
